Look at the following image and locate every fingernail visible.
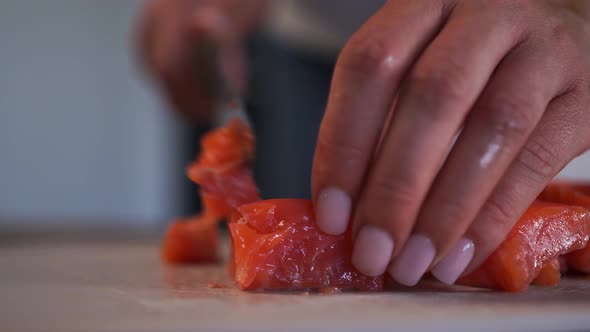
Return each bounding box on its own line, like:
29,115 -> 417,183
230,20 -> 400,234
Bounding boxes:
431,238 -> 475,285
316,187 -> 351,235
388,234 -> 435,287
351,225 -> 394,277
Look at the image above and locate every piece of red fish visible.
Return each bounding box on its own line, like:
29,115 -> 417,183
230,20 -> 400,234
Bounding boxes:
539,182 -> 590,273
162,119 -> 259,264
162,215 -> 219,264
458,201 -> 590,292
229,199 -> 383,291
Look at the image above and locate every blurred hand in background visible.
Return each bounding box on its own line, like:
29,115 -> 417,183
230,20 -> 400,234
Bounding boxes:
137,0 -> 269,120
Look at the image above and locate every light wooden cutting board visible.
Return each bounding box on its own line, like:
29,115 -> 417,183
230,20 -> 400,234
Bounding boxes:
1,235 -> 589,332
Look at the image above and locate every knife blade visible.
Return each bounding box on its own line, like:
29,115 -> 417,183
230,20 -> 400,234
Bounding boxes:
190,39 -> 252,127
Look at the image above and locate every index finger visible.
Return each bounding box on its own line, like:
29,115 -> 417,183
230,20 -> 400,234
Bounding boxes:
312,0 -> 451,235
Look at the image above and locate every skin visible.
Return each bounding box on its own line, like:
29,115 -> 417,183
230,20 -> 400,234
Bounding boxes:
136,0 -> 268,120
139,0 -> 590,285
312,0 -> 590,282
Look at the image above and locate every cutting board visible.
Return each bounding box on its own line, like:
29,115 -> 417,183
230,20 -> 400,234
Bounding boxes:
1,235 -> 589,332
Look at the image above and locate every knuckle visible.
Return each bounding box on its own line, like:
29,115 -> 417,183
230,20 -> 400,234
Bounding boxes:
468,195 -> 519,255
550,21 -> 573,43
549,21 -> 580,57
430,195 -> 470,224
515,135 -> 559,183
481,93 -> 539,141
494,0 -> 539,17
486,197 -> 517,226
369,176 -> 419,210
338,36 -> 400,77
360,177 -> 419,232
316,135 -> 367,175
513,0 -> 539,12
407,61 -> 468,115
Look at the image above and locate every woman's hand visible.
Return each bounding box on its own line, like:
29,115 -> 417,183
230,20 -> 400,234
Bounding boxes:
136,0 -> 268,119
312,0 -> 590,286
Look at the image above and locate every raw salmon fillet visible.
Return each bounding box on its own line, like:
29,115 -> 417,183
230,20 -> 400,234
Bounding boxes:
228,199 -> 384,291
162,119 -> 259,264
162,215 -> 219,263
186,119 -> 260,218
544,181 -> 590,197
539,182 -> 590,210
531,258 -> 560,286
566,246 -> 590,273
458,201 -> 590,292
539,183 -> 590,273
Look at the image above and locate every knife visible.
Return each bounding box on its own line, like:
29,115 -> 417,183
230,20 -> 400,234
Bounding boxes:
191,39 -> 252,127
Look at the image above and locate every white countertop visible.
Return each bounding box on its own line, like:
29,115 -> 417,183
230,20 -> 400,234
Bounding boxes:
2,236 -> 589,332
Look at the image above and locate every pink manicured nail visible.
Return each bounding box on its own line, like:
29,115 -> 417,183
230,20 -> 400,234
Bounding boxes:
388,234 -> 435,286
316,187 -> 351,235
351,225 -> 394,277
431,238 -> 475,285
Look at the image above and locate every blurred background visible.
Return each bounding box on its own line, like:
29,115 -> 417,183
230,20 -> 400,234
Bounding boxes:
0,1 -> 198,234
1,0 -> 589,235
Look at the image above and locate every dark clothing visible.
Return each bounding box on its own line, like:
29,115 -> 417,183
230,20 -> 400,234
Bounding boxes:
246,34 -> 336,199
